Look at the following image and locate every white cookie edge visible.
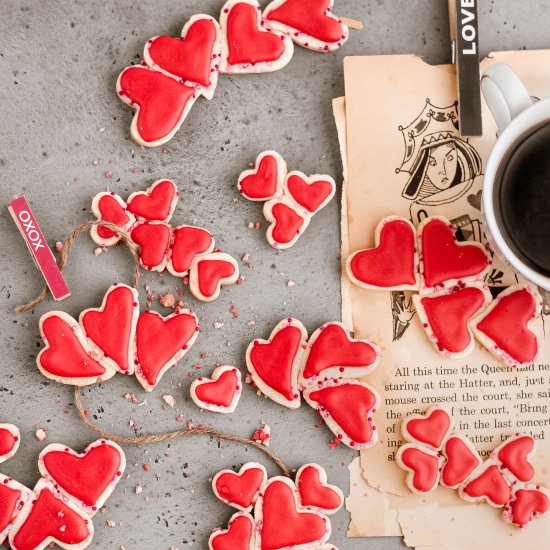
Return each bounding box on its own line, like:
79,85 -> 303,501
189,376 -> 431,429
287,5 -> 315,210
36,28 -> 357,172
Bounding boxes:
263,196 -> 311,250
190,365 -> 242,414
237,150 -> 286,202
295,463 -> 344,515
189,252 -> 240,302
166,224 -> 215,277
90,192 -> 135,247
283,171 -> 336,215
0,423 -> 21,464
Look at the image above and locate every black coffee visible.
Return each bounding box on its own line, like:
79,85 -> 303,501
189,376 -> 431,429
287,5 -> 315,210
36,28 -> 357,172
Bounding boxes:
496,121 -> 550,275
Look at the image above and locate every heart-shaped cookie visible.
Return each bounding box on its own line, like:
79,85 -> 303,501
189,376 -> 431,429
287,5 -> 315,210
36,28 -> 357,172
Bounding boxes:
238,151 -> 286,201
219,0 -> 294,74
503,485 -> 550,528
459,462 -> 511,507
0,424 -> 20,464
127,179 -> 178,223
299,322 -> 379,386
472,284 -> 541,367
303,378 -> 380,449
212,462 -> 267,511
209,512 -> 256,550
284,171 -> 336,214
493,434 -> 536,483
295,464 -> 343,514
90,192 -> 135,247
131,221 -> 171,272
116,65 -> 198,147
346,216 -> 419,290
134,310 -> 199,392
37,312 -> 115,386
166,225 -> 215,277
38,440 -> 126,515
190,365 -> 242,413
189,252 -> 239,302
440,435 -> 482,489
402,406 -> 452,450
264,0 -> 350,52
418,215 -> 491,293
413,283 -> 492,358
144,15 -> 221,100
0,475 -> 31,546
263,197 -> 310,249
396,444 -> 442,494
79,284 -> 139,375
246,318 -> 307,409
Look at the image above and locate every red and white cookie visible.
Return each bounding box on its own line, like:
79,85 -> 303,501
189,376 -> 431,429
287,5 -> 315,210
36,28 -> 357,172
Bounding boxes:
116,64 -> 198,147
303,378 -> 380,449
396,444 -> 442,494
246,318 -> 307,409
459,460 -> 512,508
38,440 -> 126,516
412,283 -> 492,359
237,150 -> 286,201
144,15 -> 221,100
440,434 -> 482,489
209,512 -> 255,550
0,423 -> 20,463
254,477 -> 331,549
212,462 -> 267,511
502,483 -> 550,528
283,171 -> 336,215
79,284 -> 139,375
90,192 -> 135,247
263,0 -> 350,52
189,252 -> 239,302
401,405 -> 452,451
9,478 -> 94,550
166,225 -> 215,277
0,474 -> 31,545
263,196 -> 310,249
37,312 -> 115,386
130,221 -> 171,272
295,464 -> 344,514
127,179 -> 179,223
298,322 -> 379,387
346,216 -> 420,291
190,365 -> 242,413
418,215 -> 492,294
134,309 -> 199,392
492,434 -> 536,484
472,284 -> 542,367
219,0 -> 294,74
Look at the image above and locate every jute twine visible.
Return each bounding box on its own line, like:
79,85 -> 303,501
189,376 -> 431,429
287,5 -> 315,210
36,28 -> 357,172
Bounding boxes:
17,220 -> 290,477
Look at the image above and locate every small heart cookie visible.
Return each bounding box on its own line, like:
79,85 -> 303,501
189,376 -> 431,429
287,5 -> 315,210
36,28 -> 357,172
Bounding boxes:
209,512 -> 256,550
263,196 -> 310,249
0,424 -> 20,464
166,225 -> 215,277
492,434 -> 536,483
283,171 -> 335,214
190,365 -> 242,413
238,150 -> 286,201
189,252 -> 239,302
212,462 -> 267,511
127,179 -> 179,223
440,434 -> 482,489
0,474 -> 32,546
295,464 -> 343,514
503,484 -> 550,528
130,221 -> 171,272
459,461 -> 512,507
90,192 -> 135,247
396,444 -> 442,494
401,406 -> 452,450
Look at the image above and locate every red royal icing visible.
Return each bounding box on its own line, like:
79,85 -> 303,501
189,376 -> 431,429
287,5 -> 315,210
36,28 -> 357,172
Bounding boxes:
421,287 -> 486,353
463,464 -> 511,506
297,466 -> 342,511
421,218 -> 490,288
127,180 -> 176,221
349,219 -> 417,287
211,514 -> 254,550
260,480 -> 327,549
270,202 -> 304,244
135,312 -> 198,386
195,369 -> 239,407
405,408 -> 451,449
215,469 -> 265,509
497,436 -> 535,482
81,286 -> 136,373
12,487 -> 90,550
266,0 -> 344,43
197,259 -> 236,298
286,174 -> 333,213
42,445 -> 122,507
171,226 -> 214,274
302,324 -> 377,381
441,436 -> 480,487
401,447 -> 440,492
226,3 -> 286,66
147,19 -> 218,87
0,430 -> 17,457
96,195 -> 130,239
39,315 -> 106,379
477,289 -> 538,364
118,67 -> 195,143
0,484 -> 21,535
240,155 -> 279,199
249,326 -> 302,401
510,488 -> 549,527
131,223 -> 171,269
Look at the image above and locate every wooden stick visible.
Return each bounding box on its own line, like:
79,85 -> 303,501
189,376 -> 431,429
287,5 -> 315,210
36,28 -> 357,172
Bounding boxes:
339,16 -> 363,30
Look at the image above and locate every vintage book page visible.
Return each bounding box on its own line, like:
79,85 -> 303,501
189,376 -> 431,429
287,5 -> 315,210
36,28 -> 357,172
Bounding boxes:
339,51 -> 550,548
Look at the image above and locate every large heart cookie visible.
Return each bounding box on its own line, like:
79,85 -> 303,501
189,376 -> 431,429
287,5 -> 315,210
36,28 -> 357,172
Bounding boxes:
209,512 -> 256,550
263,197 -> 310,249
396,444 -> 442,494
459,462 -> 511,507
190,365 -> 242,413
401,406 -> 452,450
127,179 -> 178,223
492,434 -> 536,483
212,462 -> 267,511
166,225 -> 215,277
284,171 -> 335,214
295,464 -> 343,514
238,151 -> 286,201
503,485 -> 550,528
0,424 -> 20,464
189,252 -> 239,302
90,192 -> 135,247
130,222 -> 171,272
0,474 -> 31,546
440,435 -> 482,489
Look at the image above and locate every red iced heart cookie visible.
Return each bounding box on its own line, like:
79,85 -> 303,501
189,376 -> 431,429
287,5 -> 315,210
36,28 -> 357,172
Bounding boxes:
37,312 -> 114,386
246,318 -> 307,409
90,192 -> 135,247
303,378 -> 381,449
209,512 -> 256,550
396,444 -> 441,494
264,0 -> 350,52
127,179 -> 178,223
220,0 -> 294,74
418,215 -> 491,292
0,424 -> 20,464
212,462 -> 267,511
493,434 -> 536,483
0,475 -> 31,545
166,225 -> 215,277
460,462 -> 511,507
238,150 -> 286,201
440,435 -> 481,489
131,221 -> 171,272
9,479 -> 94,550
402,406 -> 452,450
190,365 -> 242,413
134,310 -> 199,391
255,477 -> 330,549
472,284 -> 541,367
295,464 -> 343,514
284,171 -> 336,214
504,485 -> 550,528
116,65 -> 197,147
413,283 -> 491,358
38,440 -> 126,514
79,284 -> 139,375
263,197 -> 310,249
144,15 -> 221,100
299,322 -> 379,386
189,252 -> 239,302
346,216 -> 419,290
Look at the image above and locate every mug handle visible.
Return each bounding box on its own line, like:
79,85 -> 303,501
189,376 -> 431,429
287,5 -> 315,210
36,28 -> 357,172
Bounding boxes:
481,63 -> 533,134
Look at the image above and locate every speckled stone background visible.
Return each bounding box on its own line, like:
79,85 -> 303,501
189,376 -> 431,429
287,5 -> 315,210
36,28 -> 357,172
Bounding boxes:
0,1 -> 548,548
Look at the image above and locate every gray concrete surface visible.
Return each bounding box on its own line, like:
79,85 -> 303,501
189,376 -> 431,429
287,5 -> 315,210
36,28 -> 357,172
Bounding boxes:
0,1 -> 548,548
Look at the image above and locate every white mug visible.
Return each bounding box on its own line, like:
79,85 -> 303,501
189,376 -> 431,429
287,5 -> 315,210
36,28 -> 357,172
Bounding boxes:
481,63 -> 550,290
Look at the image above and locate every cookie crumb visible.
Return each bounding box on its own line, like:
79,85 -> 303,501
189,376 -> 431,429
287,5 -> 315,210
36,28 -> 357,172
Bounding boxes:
251,423 -> 271,446
35,428 -> 47,441
159,293 -> 176,308
93,247 -> 103,256
162,394 -> 176,408
287,280 -> 296,287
